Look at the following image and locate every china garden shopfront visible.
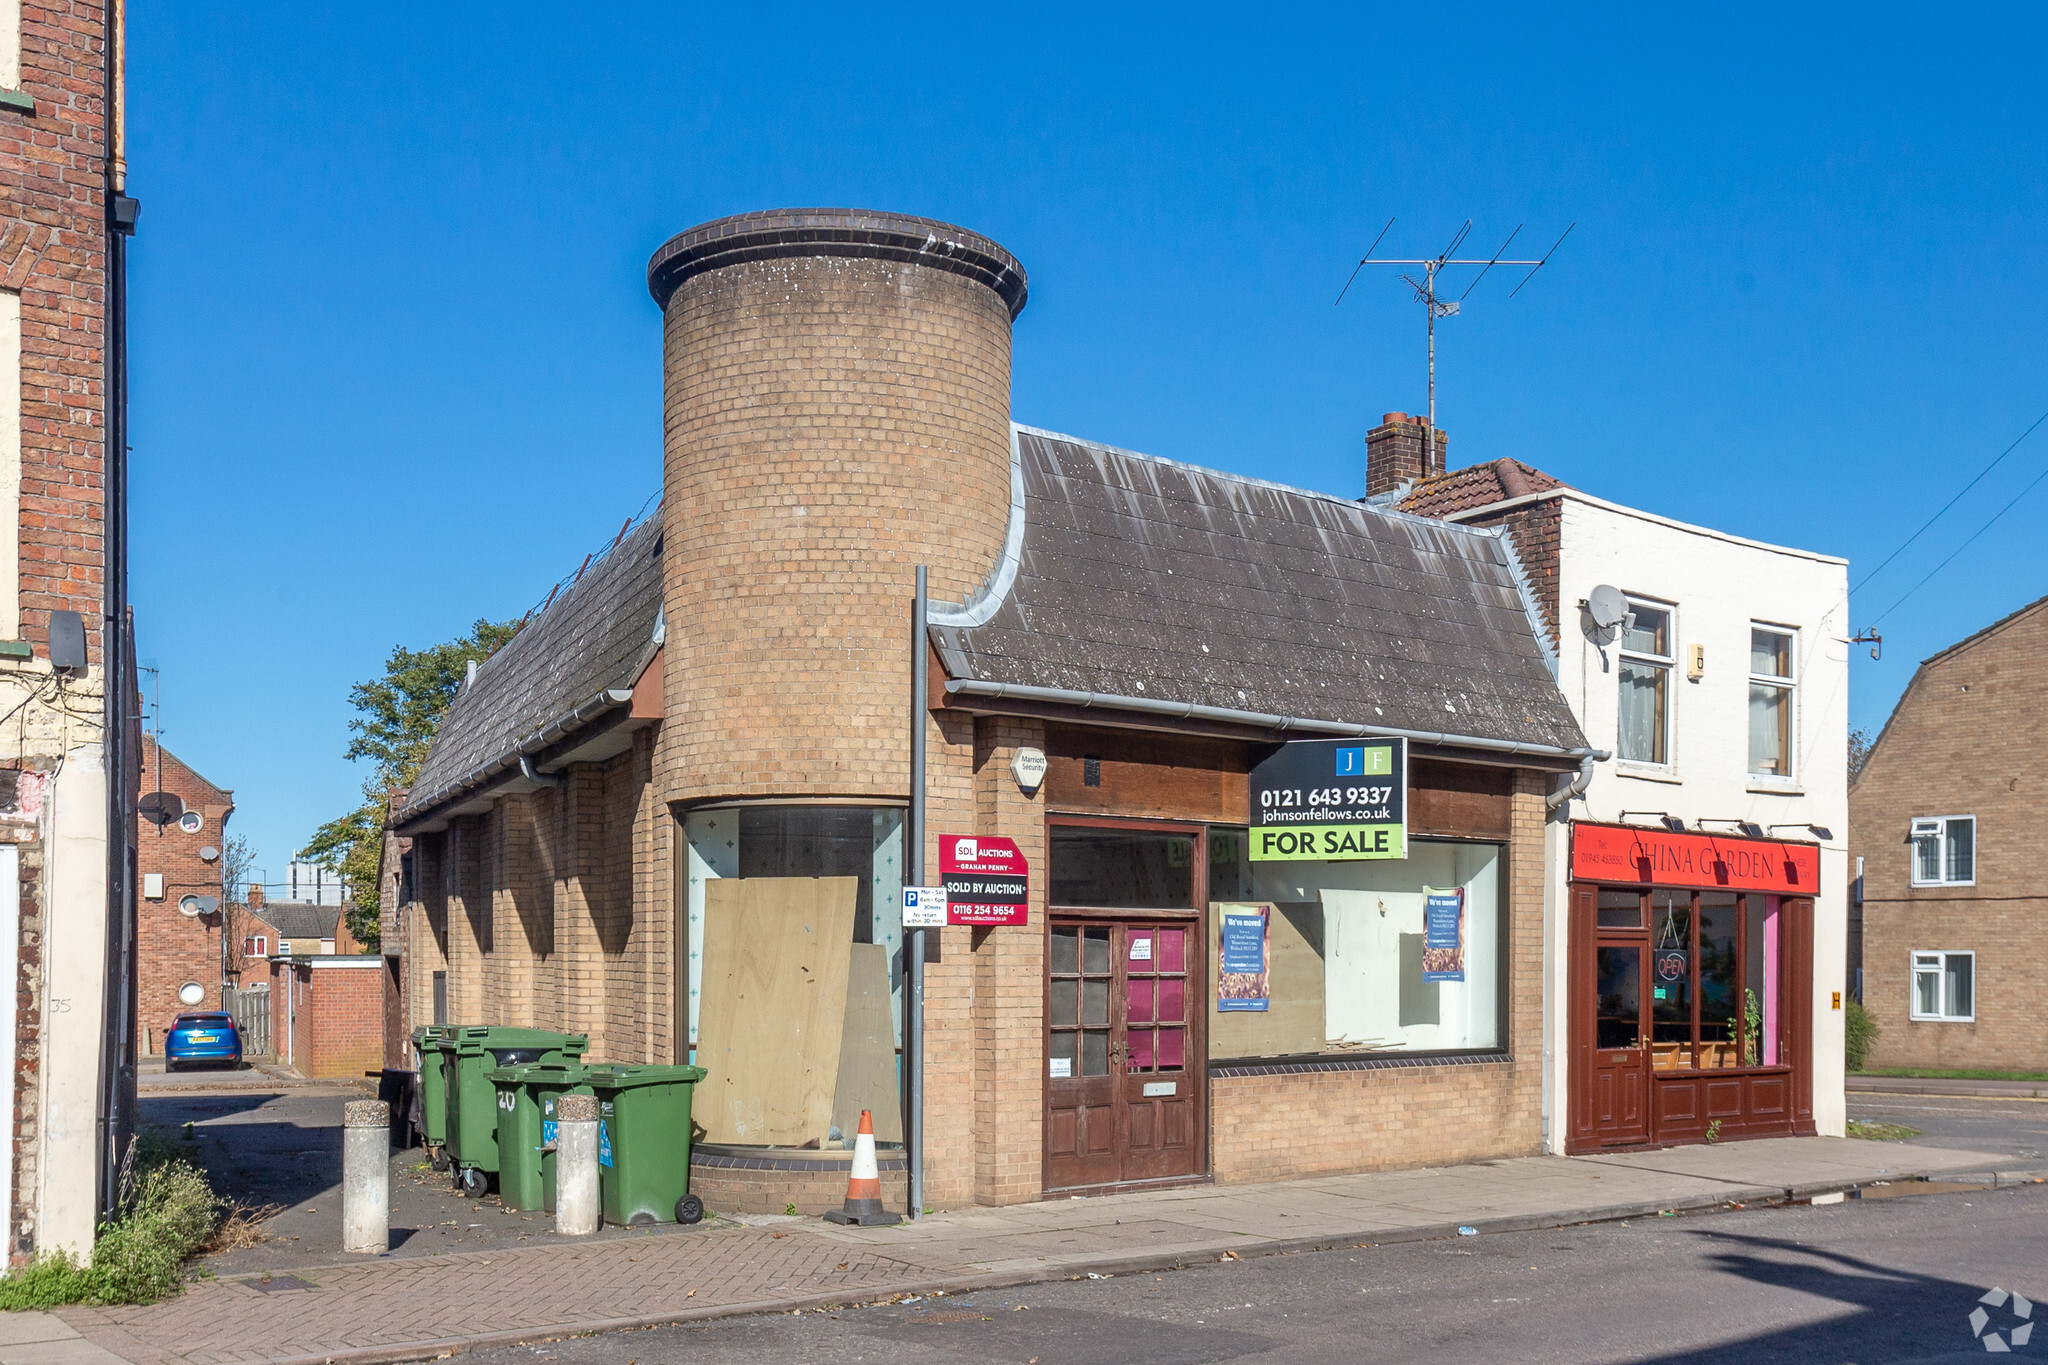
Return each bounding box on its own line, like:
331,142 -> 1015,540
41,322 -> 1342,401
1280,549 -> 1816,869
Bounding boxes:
1566,823 -> 1819,1153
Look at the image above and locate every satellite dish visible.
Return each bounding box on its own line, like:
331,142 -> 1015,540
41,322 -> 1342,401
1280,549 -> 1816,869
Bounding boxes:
138,791 -> 185,827
179,894 -> 219,918
1586,585 -> 1630,631
199,845 -> 220,864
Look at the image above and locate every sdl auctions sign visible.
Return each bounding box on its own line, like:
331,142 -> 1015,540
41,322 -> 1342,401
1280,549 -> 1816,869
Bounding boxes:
938,835 -> 1029,925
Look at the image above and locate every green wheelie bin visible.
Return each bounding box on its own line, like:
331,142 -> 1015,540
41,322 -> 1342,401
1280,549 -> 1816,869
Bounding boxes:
445,1028 -> 589,1197
486,1063 -> 592,1213
412,1026 -> 455,1169
583,1064 -> 707,1225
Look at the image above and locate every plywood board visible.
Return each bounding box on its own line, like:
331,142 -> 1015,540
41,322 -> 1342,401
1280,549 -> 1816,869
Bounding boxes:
830,943 -> 902,1146
1207,901 -> 1327,1060
697,877 -> 857,1146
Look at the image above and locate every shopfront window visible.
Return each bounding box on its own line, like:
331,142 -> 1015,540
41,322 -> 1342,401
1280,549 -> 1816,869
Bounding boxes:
1207,833 -> 1504,1061
1611,886 -> 1784,1070
683,805 -> 905,1051
1051,826 -> 1197,909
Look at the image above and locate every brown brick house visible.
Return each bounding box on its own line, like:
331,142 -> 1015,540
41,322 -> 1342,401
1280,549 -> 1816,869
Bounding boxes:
387,209 -> 1598,1213
134,736 -> 234,1055
0,0 -> 139,1259
1851,594 -> 2048,1072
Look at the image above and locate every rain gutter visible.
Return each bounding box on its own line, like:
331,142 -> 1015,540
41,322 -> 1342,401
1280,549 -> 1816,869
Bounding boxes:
393,688 -> 634,829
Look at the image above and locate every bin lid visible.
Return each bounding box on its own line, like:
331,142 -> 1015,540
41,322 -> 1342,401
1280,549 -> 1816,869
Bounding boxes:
453,1028 -> 590,1055
485,1063 -> 586,1085
582,1064 -> 707,1089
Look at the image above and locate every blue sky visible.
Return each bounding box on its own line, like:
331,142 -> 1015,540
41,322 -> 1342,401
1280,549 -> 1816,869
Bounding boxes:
126,5 -> 2048,885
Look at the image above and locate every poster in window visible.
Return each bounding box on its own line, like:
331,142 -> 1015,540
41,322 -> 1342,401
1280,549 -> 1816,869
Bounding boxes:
1217,905 -> 1271,1012
1422,887 -> 1466,982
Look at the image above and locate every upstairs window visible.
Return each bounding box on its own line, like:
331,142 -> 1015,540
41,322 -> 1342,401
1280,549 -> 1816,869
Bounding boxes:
1910,816 -> 1975,887
1748,627 -> 1795,779
1911,951 -> 1973,1021
1617,599 -> 1673,765
243,935 -> 268,958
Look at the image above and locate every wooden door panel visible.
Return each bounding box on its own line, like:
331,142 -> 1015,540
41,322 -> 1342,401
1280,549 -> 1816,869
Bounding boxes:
1119,923 -> 1201,1183
1589,940 -> 1651,1147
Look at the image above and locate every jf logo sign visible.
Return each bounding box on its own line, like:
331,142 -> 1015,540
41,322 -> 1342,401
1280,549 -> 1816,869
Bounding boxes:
1248,737 -> 1408,862
937,836 -> 1029,925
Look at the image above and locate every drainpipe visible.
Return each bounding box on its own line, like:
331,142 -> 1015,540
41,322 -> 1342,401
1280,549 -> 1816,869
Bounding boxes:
518,756 -> 561,789
1546,750 -> 1610,811
906,566 -> 927,1221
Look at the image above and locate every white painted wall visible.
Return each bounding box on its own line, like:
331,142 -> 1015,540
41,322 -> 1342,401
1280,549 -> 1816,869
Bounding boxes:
1524,493 -> 1850,1147
38,745 -> 108,1257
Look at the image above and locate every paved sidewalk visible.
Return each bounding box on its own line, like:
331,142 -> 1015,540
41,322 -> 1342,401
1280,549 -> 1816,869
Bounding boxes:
1848,1073 -> 2048,1099
30,1136 -> 2032,1365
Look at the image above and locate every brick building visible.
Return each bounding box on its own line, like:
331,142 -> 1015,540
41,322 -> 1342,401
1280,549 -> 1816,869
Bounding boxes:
1850,595 -> 2048,1072
134,736 -> 233,1055
1392,428 -> 1850,1152
387,209 -> 1607,1213
0,0 -> 140,1259
269,955 -> 382,1081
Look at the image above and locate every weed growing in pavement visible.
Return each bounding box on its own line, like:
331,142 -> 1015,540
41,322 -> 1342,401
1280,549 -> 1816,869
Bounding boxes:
1847,1118 -> 1924,1142
0,1127 -> 225,1310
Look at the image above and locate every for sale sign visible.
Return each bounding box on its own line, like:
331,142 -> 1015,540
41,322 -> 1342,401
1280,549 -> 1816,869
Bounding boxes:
938,835 -> 1029,925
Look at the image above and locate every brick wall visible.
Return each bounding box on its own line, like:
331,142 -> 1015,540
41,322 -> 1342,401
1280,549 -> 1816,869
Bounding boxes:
1364,413 -> 1446,497
133,738 -> 233,1054
271,959 -> 383,1080
1463,500 -> 1563,651
654,219 -> 1019,812
1852,600 -> 2048,1071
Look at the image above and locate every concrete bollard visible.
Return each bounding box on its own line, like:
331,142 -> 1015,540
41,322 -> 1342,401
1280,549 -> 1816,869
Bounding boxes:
555,1093 -> 601,1236
343,1100 -> 390,1254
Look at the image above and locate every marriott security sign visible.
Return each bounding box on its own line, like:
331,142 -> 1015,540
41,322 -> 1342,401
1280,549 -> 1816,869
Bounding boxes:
1249,737 -> 1408,861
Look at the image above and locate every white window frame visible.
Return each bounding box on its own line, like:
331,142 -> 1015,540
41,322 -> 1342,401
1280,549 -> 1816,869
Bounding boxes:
1909,815 -> 1976,888
1910,950 -> 1975,1022
1616,595 -> 1676,769
1747,623 -> 1797,782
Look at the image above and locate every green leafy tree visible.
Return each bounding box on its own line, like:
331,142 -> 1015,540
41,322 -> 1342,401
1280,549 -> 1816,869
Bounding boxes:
306,619 -> 518,949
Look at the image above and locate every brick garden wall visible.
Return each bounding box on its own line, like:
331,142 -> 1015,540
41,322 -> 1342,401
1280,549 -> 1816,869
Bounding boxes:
1852,600 -> 2048,1072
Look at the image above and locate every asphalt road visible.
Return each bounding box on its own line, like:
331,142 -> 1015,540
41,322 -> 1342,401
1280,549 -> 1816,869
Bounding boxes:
462,1182 -> 2048,1365
1848,1089 -> 2048,1166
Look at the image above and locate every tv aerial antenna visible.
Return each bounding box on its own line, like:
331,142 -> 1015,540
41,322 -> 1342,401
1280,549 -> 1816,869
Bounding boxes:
1335,217 -> 1574,471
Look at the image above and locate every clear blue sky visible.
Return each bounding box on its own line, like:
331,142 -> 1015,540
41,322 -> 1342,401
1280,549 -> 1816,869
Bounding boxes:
126,5 -> 2048,885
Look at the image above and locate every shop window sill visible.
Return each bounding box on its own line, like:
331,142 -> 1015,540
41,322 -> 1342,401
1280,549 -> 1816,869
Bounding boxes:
0,89 -> 33,115
1209,1050 -> 1511,1080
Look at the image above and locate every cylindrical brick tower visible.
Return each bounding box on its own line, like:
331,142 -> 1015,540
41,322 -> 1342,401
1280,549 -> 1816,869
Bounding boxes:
648,209 -> 1028,803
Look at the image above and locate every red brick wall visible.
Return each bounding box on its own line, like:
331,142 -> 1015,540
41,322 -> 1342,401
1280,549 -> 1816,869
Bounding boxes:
135,738 -> 233,1054
270,959 -> 383,1079
1459,500 -> 1563,652
3,0 -> 111,659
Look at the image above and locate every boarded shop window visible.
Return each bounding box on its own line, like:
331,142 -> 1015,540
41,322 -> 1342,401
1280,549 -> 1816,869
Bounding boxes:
1205,834 -> 1504,1060
683,806 -> 905,1052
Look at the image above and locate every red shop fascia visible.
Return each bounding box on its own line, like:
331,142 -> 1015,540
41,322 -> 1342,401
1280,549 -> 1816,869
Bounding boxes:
1565,822 -> 1820,1153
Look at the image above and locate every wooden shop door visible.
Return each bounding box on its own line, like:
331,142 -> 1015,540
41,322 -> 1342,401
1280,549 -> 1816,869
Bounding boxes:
1045,919 -> 1203,1191
1587,939 -> 1652,1147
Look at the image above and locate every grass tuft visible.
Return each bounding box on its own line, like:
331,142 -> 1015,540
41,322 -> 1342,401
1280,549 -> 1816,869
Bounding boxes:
0,1127 -> 224,1310
1846,1118 -> 1923,1142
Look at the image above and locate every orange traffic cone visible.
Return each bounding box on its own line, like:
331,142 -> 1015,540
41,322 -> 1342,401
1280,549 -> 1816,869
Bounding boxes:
823,1109 -> 902,1226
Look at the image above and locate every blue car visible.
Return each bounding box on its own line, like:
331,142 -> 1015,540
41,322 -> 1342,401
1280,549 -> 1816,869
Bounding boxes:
164,1012 -> 242,1071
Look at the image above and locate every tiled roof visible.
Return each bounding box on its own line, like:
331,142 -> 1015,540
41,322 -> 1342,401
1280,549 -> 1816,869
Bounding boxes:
928,428 -> 1586,753
258,902 -> 338,942
400,514 -> 664,822
1397,458 -> 1568,518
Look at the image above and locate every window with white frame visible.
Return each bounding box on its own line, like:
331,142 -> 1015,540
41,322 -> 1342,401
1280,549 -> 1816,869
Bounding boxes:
1748,626 -> 1795,779
1910,816 -> 1975,887
1911,951 -> 1974,1021
1617,598 -> 1673,765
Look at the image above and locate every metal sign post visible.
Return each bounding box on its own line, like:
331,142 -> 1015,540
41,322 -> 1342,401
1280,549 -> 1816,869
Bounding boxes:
907,566 -> 928,1220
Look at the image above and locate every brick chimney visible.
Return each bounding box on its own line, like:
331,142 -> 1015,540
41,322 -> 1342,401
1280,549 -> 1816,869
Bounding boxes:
247,883 -> 265,912
1365,412 -> 1448,498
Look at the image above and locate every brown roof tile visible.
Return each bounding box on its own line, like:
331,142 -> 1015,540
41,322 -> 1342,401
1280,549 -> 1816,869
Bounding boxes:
1397,458 -> 1569,518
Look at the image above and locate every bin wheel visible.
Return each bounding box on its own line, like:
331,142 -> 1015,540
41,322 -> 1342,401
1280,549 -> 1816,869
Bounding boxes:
675,1194 -> 704,1225
457,1167 -> 489,1198
429,1147 -> 449,1172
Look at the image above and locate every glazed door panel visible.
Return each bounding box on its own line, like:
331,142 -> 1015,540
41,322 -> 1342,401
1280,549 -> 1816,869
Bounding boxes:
1591,941 -> 1651,1146
1046,918 -> 1205,1190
